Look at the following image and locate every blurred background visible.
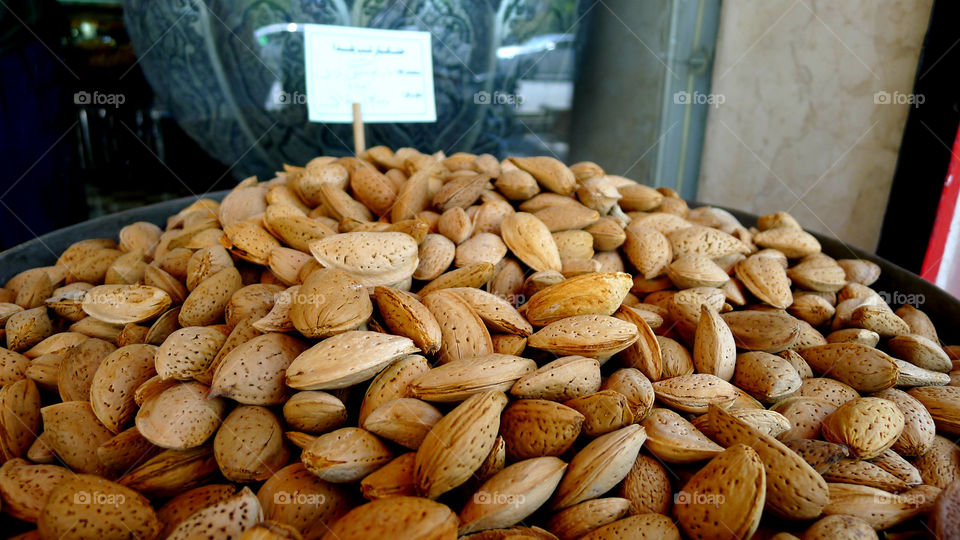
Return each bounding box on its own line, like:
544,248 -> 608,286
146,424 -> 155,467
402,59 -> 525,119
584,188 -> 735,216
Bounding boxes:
0,0 -> 957,281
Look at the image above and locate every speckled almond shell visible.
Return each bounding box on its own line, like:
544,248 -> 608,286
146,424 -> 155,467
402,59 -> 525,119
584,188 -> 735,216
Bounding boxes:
640,408 -> 723,464
309,232 -> 418,288
458,456 -> 567,534
40,401 -> 114,475
214,405 -> 289,483
186,245 -> 233,291
708,404 -> 829,519
674,444 -> 765,540
528,314 -> 638,360
38,474 -> 162,540
0,458 -> 70,523
872,388 -> 936,457
415,390 -> 508,499
135,381 -> 227,449
651,373 -> 738,414
422,290 -> 493,365
210,332 -> 308,404
89,343 -> 158,432
753,227 -> 821,258
499,399 -> 584,461
510,355 -> 601,401
374,287 -> 442,355
736,253 -> 794,309
362,398 -> 443,450
291,268 -> 372,339
0,379 -> 42,461
166,486 -> 262,539
302,427 -> 394,483
550,424 -> 647,511
179,266 -> 243,327
508,156 -> 576,195
286,331 -> 419,391
500,212 -> 563,272
320,496 -> 459,540
525,272 -> 632,327
798,343 -> 899,393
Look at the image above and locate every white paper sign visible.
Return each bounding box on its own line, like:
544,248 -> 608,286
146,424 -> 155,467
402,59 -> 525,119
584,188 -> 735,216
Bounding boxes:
303,24 -> 436,123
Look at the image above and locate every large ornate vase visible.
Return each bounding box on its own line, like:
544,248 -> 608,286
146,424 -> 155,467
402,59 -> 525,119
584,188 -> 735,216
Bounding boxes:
123,0 -> 586,179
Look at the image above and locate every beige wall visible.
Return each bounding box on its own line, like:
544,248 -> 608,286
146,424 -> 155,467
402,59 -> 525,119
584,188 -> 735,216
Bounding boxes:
698,0 -> 932,251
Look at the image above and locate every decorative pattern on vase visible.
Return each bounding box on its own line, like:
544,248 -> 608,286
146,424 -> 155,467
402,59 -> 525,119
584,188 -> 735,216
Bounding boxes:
122,0 -> 586,180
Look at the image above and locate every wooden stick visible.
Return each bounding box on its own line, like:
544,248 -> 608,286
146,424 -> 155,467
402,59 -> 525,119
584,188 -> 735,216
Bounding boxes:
352,102 -> 366,155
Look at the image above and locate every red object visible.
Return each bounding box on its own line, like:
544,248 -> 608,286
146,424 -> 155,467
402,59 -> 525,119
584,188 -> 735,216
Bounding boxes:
921,124 -> 960,282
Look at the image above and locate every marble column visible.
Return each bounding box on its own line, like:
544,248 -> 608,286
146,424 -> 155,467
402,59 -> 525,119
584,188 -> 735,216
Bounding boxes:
698,0 -> 932,251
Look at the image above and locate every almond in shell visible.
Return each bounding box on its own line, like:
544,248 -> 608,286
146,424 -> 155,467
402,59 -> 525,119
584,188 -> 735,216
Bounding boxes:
415,390 -> 508,498
38,474 -> 161,540
303,427 -> 394,483
798,343 -> 898,393
135,381 -> 227,449
0,379 -> 41,461
258,462 -> 352,537
89,343 -> 158,432
547,498 -> 632,540
510,355 -> 601,401
309,232 -> 419,288
821,397 -> 904,459
361,451 -> 418,500
411,354 -> 535,402
0,458 -> 70,523
287,331 -> 419,390
422,290 -> 493,364
708,404 -> 830,519
652,373 -> 738,413
871,388 -> 936,457
524,272 -> 632,327
641,407 -> 723,463
179,266 -> 243,327
528,314 -> 638,360
500,212 -> 562,272
211,333 -> 308,404
362,398 -> 443,450
551,424 -> 647,510
291,268 -> 372,338
320,496 -> 458,540
214,405 -> 289,482
499,399 -> 583,460
155,326 -> 225,381
459,457 -> 567,534
675,444 -> 765,540
282,391 -> 348,434
41,401 -> 115,474
167,486 -> 262,539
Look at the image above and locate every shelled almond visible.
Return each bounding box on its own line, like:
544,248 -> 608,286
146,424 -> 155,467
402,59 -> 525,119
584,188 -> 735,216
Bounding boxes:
0,147 -> 958,538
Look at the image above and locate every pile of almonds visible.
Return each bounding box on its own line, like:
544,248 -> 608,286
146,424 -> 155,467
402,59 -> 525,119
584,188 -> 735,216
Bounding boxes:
2,147 -> 960,539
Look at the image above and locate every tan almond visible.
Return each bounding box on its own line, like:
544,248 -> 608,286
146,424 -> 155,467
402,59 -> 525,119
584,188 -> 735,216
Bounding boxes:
415,390 -> 508,498
286,330 -> 418,390
510,355 -> 601,401
821,397 -> 905,459
211,333 -> 308,404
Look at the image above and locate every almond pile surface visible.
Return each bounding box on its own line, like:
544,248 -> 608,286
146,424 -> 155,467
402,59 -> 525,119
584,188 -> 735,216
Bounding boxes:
2,147 -> 960,539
